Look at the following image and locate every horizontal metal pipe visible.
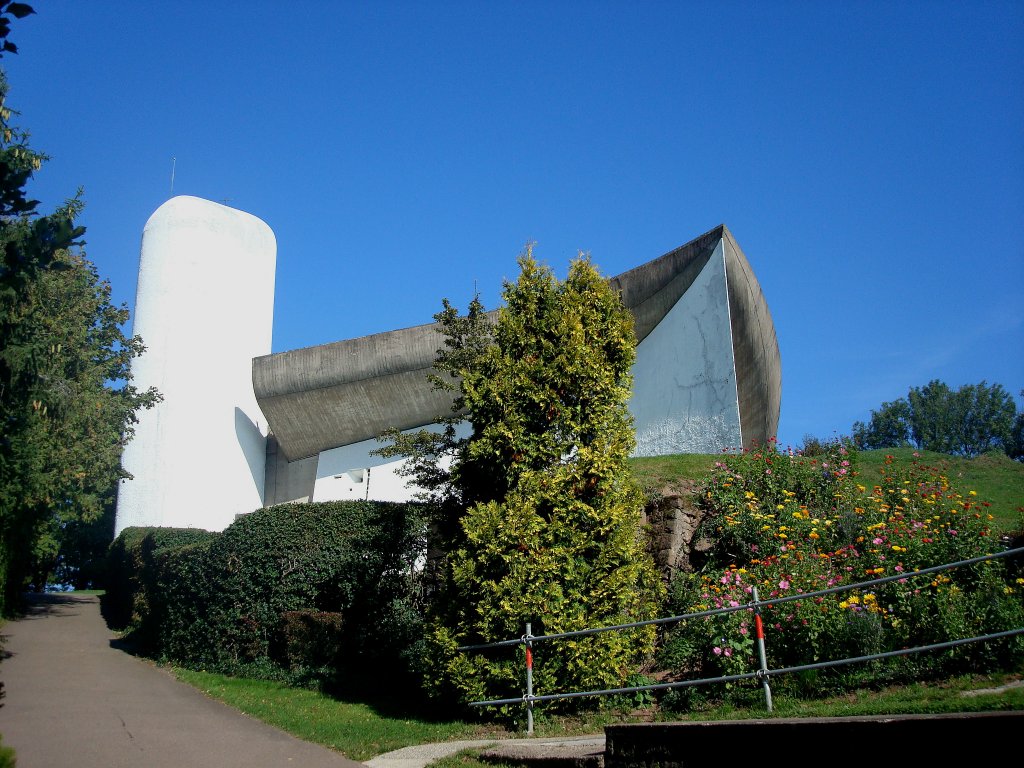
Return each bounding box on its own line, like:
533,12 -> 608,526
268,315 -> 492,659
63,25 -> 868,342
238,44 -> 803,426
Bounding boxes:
469,627 -> 1024,707
458,546 -> 1024,652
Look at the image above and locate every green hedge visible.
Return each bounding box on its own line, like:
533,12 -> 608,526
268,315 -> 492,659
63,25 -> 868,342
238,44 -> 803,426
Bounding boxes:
100,526 -> 220,641
105,500 -> 427,687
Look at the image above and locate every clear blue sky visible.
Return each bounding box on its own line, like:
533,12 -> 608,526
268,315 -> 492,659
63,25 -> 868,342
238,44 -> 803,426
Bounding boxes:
4,1 -> 1022,450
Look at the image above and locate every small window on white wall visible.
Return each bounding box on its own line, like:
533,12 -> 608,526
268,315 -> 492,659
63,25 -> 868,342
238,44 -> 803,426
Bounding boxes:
333,469 -> 365,484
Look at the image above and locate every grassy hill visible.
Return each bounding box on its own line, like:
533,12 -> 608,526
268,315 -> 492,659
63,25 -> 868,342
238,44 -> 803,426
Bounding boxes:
629,447 -> 1024,536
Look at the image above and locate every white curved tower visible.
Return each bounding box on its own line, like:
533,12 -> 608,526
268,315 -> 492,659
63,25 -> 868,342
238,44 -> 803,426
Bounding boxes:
115,196 -> 277,535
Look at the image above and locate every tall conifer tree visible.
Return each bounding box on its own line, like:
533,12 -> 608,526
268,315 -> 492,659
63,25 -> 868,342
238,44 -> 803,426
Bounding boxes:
390,247 -> 662,710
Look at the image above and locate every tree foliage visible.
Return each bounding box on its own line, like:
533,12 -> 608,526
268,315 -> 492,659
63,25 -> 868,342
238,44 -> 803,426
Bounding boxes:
0,69 -> 158,611
1008,391 -> 1024,461
852,379 -> 1018,458
0,2 -> 33,58
380,247 -> 663,713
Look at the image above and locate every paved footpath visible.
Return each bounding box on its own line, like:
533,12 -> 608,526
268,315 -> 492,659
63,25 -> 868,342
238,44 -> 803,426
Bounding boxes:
0,593 -> 363,768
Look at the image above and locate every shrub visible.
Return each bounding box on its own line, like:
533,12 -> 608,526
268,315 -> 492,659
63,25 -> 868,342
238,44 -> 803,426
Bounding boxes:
275,610 -> 345,672
100,526 -> 219,641
658,440 -> 1024,703
105,501 -> 428,690
416,252 -> 663,717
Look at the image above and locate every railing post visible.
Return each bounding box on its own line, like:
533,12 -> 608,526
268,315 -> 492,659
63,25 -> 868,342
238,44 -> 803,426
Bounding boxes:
525,622 -> 534,735
751,587 -> 773,712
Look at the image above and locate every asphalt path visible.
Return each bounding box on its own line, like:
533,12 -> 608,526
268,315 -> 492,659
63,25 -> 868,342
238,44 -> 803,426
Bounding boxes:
0,593 -> 363,768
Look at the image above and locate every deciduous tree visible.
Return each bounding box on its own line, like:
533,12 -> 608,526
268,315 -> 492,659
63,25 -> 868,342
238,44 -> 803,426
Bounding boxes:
852,379 -> 1018,458
0,70 -> 158,610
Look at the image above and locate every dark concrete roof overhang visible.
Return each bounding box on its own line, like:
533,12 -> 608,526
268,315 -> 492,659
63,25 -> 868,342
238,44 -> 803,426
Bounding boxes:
253,224 -> 781,462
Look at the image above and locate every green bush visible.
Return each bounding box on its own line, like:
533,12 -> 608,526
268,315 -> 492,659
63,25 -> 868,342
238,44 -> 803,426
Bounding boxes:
275,610 -> 345,672
100,526 -> 219,639
658,439 -> 1024,704
105,501 -> 428,689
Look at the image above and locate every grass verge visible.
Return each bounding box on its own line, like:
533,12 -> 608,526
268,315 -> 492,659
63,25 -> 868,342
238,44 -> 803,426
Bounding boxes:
170,667 -> 509,761
171,666 -> 1023,762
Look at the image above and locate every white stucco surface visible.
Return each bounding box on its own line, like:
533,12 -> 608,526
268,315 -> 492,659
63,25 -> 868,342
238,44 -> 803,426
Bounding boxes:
312,422 -> 472,503
629,241 -> 741,455
115,196 -> 276,534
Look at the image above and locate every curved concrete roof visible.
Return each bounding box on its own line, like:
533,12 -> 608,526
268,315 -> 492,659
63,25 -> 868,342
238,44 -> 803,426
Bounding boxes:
253,224 -> 781,462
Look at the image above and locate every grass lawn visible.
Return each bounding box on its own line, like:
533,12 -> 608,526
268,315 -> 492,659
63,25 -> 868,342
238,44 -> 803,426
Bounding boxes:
172,665 -> 1024,763
629,448 -> 1024,535
170,668 -> 510,761
854,448 -> 1024,535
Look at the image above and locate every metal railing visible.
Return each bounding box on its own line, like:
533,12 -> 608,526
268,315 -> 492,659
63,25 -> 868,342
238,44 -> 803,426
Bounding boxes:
459,545 -> 1024,734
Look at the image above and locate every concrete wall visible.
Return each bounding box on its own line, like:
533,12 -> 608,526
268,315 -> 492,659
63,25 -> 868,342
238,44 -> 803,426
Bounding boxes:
604,713 -> 1023,767
115,196 -> 276,535
629,240 -> 741,455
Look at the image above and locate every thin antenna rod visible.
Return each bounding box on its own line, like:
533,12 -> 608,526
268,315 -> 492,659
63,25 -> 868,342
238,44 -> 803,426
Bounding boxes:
170,157 -> 176,196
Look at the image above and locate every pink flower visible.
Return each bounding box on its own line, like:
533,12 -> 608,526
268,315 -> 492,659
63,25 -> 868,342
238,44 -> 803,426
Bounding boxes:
948,529 -> 958,536
872,537 -> 884,545
779,579 -> 790,590
724,647 -> 733,657
713,646 -> 723,656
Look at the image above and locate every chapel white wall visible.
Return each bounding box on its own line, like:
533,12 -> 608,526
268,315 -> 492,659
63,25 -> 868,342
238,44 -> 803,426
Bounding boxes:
115,196 -> 276,535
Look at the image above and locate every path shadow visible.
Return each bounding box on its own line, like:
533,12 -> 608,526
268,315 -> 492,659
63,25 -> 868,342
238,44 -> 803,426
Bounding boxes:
12,592 -> 96,620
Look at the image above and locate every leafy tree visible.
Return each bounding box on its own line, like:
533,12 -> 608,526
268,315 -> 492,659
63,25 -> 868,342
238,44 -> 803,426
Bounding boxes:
852,379 -> 1018,458
382,247 -> 663,712
0,3 -> 33,58
1008,391 -> 1024,462
0,70 -> 158,610
907,379 -> 957,454
946,381 -> 1016,458
376,295 -> 494,527
852,398 -> 912,451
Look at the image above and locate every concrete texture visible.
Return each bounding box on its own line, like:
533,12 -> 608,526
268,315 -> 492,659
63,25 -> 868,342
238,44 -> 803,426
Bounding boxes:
253,223 -> 781,466
366,736 -> 607,768
0,593 -> 360,768
603,714 -> 1022,767
630,239 -> 741,455
476,736 -> 606,768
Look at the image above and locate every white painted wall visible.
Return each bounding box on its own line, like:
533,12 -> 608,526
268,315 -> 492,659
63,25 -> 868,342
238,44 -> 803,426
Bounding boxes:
115,196 -> 276,534
312,423 -> 472,503
629,241 -> 741,455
